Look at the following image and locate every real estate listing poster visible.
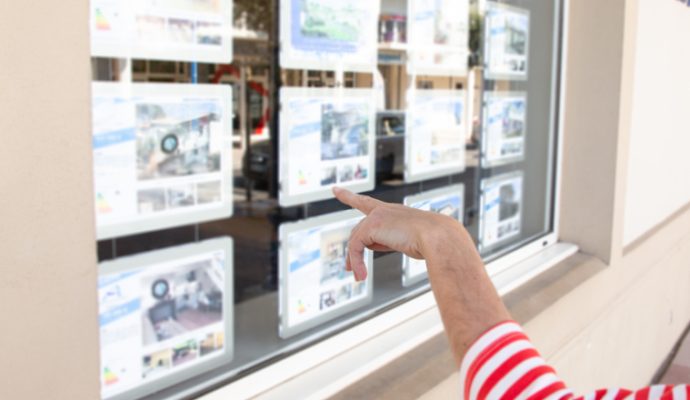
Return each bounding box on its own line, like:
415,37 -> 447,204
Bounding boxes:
479,171 -> 523,250
92,82 -> 233,239
90,0 -> 233,63
405,89 -> 467,183
407,0 -> 470,77
484,2 -> 530,80
99,237 -> 233,400
482,92 -> 527,167
279,0 -> 380,72
279,210 -> 373,339
279,88 -> 376,207
402,184 -> 464,287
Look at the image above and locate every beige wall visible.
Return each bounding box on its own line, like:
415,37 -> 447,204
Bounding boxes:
0,0 -> 100,399
421,0 -> 690,397
623,0 -> 690,246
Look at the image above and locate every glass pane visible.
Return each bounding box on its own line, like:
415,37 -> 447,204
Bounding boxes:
90,0 -> 562,398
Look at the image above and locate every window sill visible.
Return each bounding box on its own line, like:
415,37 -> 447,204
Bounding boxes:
197,242 -> 592,400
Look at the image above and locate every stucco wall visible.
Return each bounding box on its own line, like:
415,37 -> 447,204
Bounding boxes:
0,0 -> 100,399
623,0 -> 690,246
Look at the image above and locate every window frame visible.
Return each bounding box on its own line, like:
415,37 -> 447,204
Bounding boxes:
178,1 -> 573,397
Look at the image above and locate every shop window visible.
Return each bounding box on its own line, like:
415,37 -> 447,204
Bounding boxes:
90,0 -> 563,398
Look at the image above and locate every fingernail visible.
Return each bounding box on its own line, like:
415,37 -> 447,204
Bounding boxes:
332,186 -> 341,195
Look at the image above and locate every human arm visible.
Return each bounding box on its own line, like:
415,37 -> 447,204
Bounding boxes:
334,187 -> 690,400
333,186 -> 511,367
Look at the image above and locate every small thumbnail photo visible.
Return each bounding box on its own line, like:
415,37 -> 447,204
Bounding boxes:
197,181 -> 221,205
167,184 -> 195,209
138,188 -> 167,214
320,166 -> 337,186
136,15 -> 167,42
338,165 -> 354,183
168,18 -> 195,44
142,349 -> 172,379
319,226 -> 351,284
319,290 -> 337,310
498,182 -> 520,222
172,339 -> 199,367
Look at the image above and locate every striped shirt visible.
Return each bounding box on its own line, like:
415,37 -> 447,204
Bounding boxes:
459,321 -> 689,400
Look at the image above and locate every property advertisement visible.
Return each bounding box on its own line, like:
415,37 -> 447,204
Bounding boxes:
479,172 -> 523,250
90,0 -> 233,63
482,92 -> 527,166
92,82 -> 233,239
279,210 -> 373,339
279,0 -> 380,71
279,88 -> 376,207
407,0 -> 470,76
484,2 -> 530,80
99,238 -> 233,400
402,184 -> 464,287
405,89 -> 467,183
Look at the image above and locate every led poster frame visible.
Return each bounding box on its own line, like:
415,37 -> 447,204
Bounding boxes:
99,237 -> 234,400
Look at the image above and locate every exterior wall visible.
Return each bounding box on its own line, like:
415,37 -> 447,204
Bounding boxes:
0,1 -> 100,399
622,0 -> 690,246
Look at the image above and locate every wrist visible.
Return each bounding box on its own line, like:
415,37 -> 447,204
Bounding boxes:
419,216 -> 471,263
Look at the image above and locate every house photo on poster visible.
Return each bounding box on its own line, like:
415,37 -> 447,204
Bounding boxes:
279,210 -> 373,339
484,2 -> 530,80
407,0 -> 470,76
402,184 -> 464,287
92,82 -> 233,239
279,0 -> 380,71
482,92 -> 527,167
279,88 -> 376,207
479,171 -> 523,250
98,238 -> 233,400
90,0 -> 233,63
405,89 -> 467,183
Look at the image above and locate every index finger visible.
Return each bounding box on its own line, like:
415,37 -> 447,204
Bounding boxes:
332,187 -> 384,215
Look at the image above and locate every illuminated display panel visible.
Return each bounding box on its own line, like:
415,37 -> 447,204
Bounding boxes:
98,237 -> 233,400
482,91 -> 528,167
279,87 -> 377,207
279,210 -> 373,339
90,0 -> 233,63
402,184 -> 465,287
279,0 -> 380,72
484,2 -> 530,80
405,89 -> 467,182
479,171 -> 524,250
92,82 -> 233,239
407,0 -> 470,77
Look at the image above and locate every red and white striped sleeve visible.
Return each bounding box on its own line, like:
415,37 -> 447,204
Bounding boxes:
459,320 -> 690,400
